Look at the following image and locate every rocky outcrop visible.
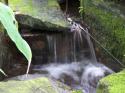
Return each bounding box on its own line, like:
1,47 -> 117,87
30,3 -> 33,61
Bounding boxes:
9,0 -> 69,31
96,70 -> 125,93
0,75 -> 80,93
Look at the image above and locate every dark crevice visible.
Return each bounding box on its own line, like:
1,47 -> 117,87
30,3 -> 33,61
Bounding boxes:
58,0 -> 80,17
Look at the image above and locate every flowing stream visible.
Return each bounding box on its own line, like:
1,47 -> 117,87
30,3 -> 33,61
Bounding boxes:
32,20 -> 113,93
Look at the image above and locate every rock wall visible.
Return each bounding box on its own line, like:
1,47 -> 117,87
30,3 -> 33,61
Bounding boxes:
0,23 -> 13,79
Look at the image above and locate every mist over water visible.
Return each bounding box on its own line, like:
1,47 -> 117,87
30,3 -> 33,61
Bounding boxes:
33,60 -> 113,93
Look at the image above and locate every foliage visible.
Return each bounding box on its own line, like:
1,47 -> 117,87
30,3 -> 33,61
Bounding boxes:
83,0 -> 125,64
0,2 -> 32,75
79,0 -> 84,18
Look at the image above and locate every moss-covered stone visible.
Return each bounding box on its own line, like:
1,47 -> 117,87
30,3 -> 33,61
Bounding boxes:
97,70 -> 125,93
84,0 -> 125,65
9,0 -> 69,31
0,76 -> 75,93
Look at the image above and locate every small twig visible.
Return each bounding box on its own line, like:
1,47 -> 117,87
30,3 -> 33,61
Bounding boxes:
65,0 -> 68,15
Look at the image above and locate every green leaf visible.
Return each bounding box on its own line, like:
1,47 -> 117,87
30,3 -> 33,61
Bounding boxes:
0,69 -> 7,76
0,2 -> 32,73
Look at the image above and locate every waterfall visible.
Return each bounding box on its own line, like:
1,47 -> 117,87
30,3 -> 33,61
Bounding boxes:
85,28 -> 97,62
54,37 -> 57,62
32,18 -> 113,93
68,17 -> 97,62
46,35 -> 57,62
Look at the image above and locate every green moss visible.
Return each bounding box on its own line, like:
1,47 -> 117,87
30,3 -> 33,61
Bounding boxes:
9,0 -> 36,15
97,70 -> 125,93
0,77 -> 57,93
9,0 -> 68,29
72,90 -> 83,93
0,76 -> 79,93
47,0 -> 59,7
84,0 -> 125,63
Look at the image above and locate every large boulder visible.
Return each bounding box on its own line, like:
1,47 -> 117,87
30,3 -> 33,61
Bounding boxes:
9,0 -> 69,31
0,75 -> 80,93
96,70 -> 125,93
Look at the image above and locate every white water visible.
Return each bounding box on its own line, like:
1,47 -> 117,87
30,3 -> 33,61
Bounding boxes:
46,35 -> 57,62
33,60 -> 113,93
85,29 -> 97,63
54,37 -> 57,62
69,18 -> 97,63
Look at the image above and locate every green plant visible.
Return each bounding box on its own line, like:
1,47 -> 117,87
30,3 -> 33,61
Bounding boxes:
79,0 -> 84,16
0,2 -> 32,75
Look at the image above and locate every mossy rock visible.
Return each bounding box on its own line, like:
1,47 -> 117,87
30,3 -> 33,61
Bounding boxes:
84,0 -> 125,66
0,75 -> 76,93
0,0 -> 5,3
9,0 -> 69,31
97,70 -> 125,93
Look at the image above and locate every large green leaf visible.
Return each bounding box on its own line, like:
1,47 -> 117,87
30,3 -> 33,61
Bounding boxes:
0,2 -> 32,74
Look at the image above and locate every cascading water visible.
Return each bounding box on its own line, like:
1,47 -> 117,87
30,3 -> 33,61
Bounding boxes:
32,18 -> 113,93
68,18 -> 97,63
85,29 -> 97,63
33,61 -> 113,93
46,35 -> 57,62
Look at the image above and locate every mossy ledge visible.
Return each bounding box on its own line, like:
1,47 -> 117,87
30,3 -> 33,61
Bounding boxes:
9,0 -> 69,31
97,70 -> 125,93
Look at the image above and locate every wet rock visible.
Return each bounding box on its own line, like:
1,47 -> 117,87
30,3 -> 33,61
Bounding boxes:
57,0 -> 66,4
9,0 -> 70,31
0,23 -> 13,80
97,70 -> 125,93
1,75 -> 74,93
0,24 -> 28,79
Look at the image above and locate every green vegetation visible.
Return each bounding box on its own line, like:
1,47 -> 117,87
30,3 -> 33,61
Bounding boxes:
9,0 -> 35,14
79,1 -> 125,92
97,70 -> 125,93
79,0 -> 84,18
0,2 -> 32,74
82,0 -> 125,64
